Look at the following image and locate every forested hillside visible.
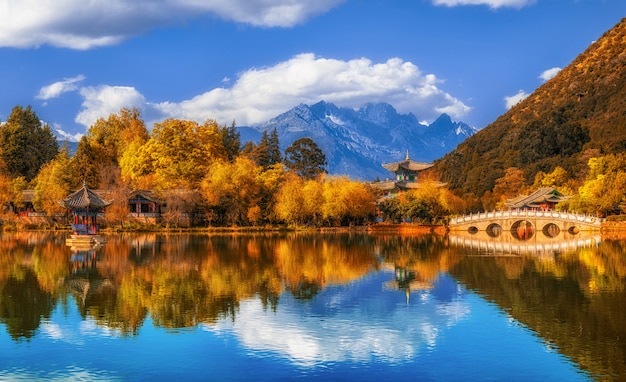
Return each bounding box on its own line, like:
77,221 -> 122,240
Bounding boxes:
435,17 -> 626,204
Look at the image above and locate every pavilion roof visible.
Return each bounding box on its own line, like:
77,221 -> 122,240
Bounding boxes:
382,160 -> 434,172
505,187 -> 570,209
381,151 -> 433,173
60,184 -> 112,209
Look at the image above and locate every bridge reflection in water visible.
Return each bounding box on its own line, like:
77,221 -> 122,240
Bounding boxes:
448,229 -> 601,256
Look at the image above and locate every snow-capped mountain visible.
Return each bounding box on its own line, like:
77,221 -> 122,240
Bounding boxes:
239,101 -> 478,180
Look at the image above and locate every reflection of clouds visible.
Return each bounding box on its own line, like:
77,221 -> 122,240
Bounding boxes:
0,368 -> 122,382
79,319 -> 118,338
41,321 -> 84,345
40,317 -> 118,345
206,273 -> 470,366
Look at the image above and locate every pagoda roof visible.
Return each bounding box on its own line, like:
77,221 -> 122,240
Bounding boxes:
382,152 -> 434,173
129,189 -> 159,202
505,187 -> 570,209
60,184 -> 112,209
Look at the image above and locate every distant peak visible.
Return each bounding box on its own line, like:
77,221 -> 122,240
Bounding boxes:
433,113 -> 452,123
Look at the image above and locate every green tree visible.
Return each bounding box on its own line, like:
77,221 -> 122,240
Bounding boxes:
69,136 -> 100,188
220,121 -> 240,162
0,106 -> 59,181
267,128 -> 282,167
284,137 -> 327,179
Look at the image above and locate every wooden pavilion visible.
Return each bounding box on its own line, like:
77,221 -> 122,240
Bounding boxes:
504,187 -> 570,211
60,183 -> 112,246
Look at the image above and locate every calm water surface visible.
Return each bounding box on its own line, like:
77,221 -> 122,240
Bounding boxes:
0,231 -> 624,381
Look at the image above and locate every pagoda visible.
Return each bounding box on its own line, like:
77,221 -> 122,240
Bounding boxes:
371,151 -> 437,198
60,182 -> 112,247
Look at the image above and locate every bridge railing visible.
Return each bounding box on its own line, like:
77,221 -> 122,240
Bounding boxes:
449,210 -> 603,226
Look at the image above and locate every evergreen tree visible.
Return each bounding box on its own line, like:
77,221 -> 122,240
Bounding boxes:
253,131 -> 270,168
252,128 -> 282,170
69,136 -> 100,188
0,105 -> 59,181
267,128 -> 282,166
284,137 -> 327,179
220,121 -> 241,162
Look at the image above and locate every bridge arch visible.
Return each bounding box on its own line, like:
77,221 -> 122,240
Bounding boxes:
449,210 -> 603,235
542,223 -> 560,238
511,220 -> 534,240
486,223 -> 503,238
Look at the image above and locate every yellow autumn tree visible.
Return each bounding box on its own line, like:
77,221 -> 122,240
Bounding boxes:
570,154 -> 626,215
71,107 -> 149,188
200,156 -> 262,226
256,163 -> 286,224
492,167 -> 526,210
119,139 -> 155,190
33,148 -> 73,216
274,172 -> 307,226
145,119 -> 228,190
302,177 -> 324,225
322,176 -> 376,225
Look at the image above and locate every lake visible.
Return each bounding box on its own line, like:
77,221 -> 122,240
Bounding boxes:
0,230 -> 624,381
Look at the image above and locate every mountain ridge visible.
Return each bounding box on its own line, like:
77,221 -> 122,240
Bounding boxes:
240,101 -> 477,180
435,17 -> 626,198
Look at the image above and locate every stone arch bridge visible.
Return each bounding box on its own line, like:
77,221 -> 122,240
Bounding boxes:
448,210 -> 603,239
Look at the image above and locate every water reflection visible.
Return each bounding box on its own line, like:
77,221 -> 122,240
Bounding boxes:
448,230 -> 626,380
0,231 -> 624,380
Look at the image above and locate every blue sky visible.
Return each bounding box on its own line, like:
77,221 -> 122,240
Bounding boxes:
0,0 -> 624,141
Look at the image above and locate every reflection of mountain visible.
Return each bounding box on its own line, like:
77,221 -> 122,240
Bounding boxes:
2,232 -> 626,379
206,272 -> 469,366
448,238 -> 626,380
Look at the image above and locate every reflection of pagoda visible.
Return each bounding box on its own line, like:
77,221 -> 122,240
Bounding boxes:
371,151 -> 443,199
65,246 -> 113,307
60,182 -> 111,247
382,263 -> 434,304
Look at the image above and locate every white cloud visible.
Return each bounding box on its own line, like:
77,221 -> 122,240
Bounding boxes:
54,123 -> 84,142
432,0 -> 535,8
504,89 -> 529,109
36,75 -> 86,100
539,67 -> 561,82
155,53 -> 471,126
0,0 -> 345,49
75,85 -> 145,127
57,54 -> 470,131
206,289 -> 470,365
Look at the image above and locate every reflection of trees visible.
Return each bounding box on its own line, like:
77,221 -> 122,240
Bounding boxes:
0,232 -> 381,340
274,234 -> 380,300
0,233 -> 62,341
0,269 -> 54,340
374,235 -> 459,292
449,240 -> 626,380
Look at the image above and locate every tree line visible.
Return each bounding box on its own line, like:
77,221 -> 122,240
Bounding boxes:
0,106 -> 386,228
5,104 -> 618,228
